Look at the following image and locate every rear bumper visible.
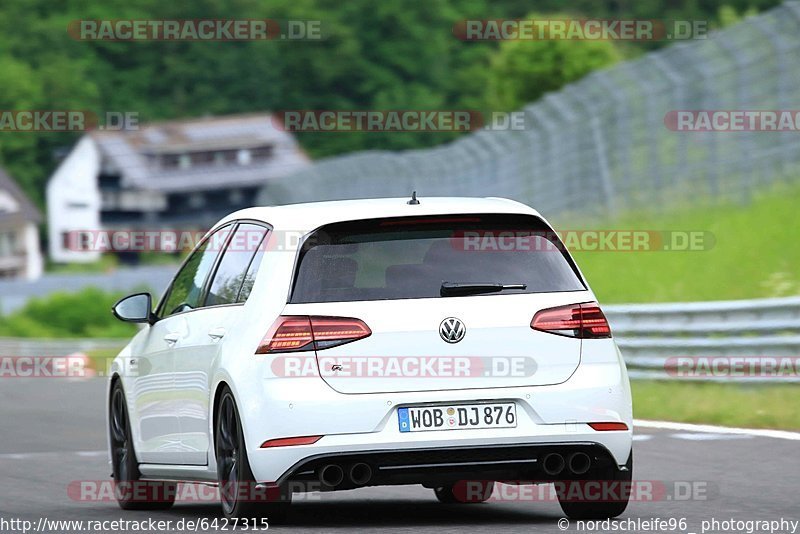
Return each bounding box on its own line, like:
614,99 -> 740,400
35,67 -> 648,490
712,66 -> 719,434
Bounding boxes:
249,421 -> 631,485
241,348 -> 633,484
276,440 -> 625,490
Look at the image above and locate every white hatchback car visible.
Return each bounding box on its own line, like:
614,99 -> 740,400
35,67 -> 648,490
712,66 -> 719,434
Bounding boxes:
109,196 -> 633,522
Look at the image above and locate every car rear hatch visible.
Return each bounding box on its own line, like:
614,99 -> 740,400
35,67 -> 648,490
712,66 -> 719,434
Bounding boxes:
279,213 -> 595,394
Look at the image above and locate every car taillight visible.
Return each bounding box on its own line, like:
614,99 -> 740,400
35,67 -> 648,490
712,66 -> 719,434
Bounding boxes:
256,316 -> 371,354
531,302 -> 612,339
310,317 -> 372,349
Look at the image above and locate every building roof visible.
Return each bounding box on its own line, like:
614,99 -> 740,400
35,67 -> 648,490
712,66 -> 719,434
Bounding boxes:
215,196 -> 539,237
88,113 -> 310,193
0,167 -> 42,225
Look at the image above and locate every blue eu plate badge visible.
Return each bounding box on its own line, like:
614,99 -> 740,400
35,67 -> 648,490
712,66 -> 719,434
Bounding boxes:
398,407 -> 411,433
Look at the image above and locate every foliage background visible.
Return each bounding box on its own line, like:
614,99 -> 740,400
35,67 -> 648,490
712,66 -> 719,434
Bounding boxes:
0,0 -> 778,206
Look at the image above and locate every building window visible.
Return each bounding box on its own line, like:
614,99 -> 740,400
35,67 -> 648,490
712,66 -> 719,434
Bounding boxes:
214,150 -> 238,165
0,231 -> 16,258
229,189 -> 243,204
179,154 -> 191,169
161,154 -> 180,168
251,145 -> 274,161
188,193 -> 205,208
237,149 -> 252,166
191,151 -> 215,165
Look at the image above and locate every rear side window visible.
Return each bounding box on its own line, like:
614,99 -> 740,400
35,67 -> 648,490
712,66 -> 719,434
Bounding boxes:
161,225 -> 232,316
290,214 -> 585,303
237,239 -> 267,302
205,224 -> 269,306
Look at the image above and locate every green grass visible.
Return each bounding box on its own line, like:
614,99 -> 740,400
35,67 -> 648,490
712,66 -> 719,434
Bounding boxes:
46,252 -> 182,274
632,380 -> 800,430
0,287 -> 138,338
46,254 -> 120,274
138,251 -> 183,266
566,182 -> 800,303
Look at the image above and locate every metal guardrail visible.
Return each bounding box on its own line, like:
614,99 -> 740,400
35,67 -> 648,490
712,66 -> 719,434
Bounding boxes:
605,296 -> 800,382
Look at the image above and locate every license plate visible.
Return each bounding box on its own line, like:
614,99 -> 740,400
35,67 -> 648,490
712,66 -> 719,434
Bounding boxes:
398,403 -> 517,433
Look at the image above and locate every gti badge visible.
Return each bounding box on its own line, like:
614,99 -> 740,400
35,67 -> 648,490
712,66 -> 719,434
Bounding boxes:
439,317 -> 466,343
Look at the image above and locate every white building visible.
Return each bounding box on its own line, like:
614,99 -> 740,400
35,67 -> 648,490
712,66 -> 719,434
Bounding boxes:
47,113 -> 310,263
0,168 -> 43,280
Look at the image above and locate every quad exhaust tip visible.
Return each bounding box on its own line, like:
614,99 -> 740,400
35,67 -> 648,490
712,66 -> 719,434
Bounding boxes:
318,464 -> 345,488
349,463 -> 373,486
542,453 -> 566,476
542,452 -> 593,476
568,452 -> 592,475
318,463 -> 373,488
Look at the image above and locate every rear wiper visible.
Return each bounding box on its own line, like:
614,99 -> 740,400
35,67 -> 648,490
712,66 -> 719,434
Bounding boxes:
440,282 -> 527,297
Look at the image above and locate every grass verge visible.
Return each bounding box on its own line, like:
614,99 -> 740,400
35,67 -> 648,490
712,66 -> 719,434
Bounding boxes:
0,287 -> 139,338
632,380 -> 800,431
568,182 -> 800,303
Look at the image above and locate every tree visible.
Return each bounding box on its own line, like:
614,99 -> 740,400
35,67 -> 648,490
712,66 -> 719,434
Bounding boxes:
485,15 -> 623,112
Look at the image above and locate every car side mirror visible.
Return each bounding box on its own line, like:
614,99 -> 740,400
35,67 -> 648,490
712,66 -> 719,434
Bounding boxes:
112,293 -> 156,324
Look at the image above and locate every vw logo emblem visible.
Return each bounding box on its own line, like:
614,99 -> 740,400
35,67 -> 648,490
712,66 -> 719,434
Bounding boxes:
439,317 -> 466,343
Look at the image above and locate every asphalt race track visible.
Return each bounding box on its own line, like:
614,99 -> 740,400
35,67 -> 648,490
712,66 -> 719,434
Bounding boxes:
1,378 -> 797,533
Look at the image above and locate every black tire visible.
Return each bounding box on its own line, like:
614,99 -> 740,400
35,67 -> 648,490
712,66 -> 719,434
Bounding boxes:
557,451 -> 633,519
109,381 -> 177,510
215,387 -> 291,522
434,480 -> 495,503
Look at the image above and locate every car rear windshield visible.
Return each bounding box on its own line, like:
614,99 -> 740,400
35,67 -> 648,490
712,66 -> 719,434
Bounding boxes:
290,214 -> 586,303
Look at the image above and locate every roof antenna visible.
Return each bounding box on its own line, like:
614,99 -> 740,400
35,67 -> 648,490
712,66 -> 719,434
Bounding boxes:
407,190 -> 420,205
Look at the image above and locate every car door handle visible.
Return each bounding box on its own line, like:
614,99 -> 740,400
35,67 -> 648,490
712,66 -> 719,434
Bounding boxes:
208,327 -> 226,340
164,332 -> 180,345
